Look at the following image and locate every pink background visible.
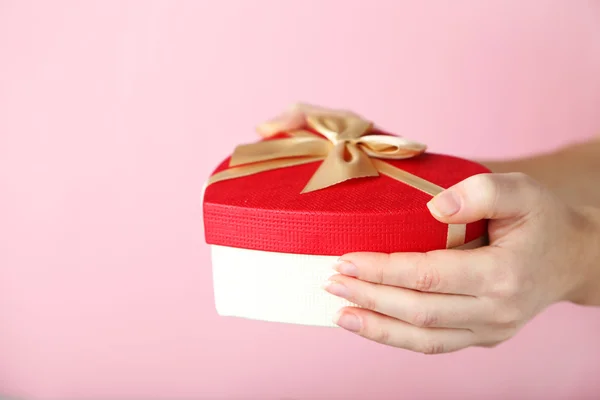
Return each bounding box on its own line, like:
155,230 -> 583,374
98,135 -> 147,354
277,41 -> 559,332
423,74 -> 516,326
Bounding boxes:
1,1 -> 600,399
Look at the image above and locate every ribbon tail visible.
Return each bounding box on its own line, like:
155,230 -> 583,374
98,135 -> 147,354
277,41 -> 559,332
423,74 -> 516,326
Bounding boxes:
208,156 -> 324,187
371,159 -> 467,248
371,159 -> 444,196
446,224 -> 467,249
229,137 -> 330,167
301,142 -> 379,193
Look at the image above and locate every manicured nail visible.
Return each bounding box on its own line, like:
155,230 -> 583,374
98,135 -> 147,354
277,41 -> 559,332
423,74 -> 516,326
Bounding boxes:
333,310 -> 362,332
333,260 -> 358,277
427,190 -> 461,217
323,280 -> 351,299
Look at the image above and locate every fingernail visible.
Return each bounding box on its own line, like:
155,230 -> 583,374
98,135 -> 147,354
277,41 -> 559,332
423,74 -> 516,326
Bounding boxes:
323,281 -> 351,299
333,310 -> 362,332
427,190 -> 461,217
333,260 -> 358,277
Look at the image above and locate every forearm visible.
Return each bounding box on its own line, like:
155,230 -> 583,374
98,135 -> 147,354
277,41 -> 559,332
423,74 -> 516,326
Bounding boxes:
482,137 -> 600,207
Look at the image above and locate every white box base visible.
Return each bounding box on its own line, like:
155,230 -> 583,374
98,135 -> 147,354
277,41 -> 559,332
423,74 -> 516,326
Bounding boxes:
210,236 -> 485,327
211,245 -> 354,327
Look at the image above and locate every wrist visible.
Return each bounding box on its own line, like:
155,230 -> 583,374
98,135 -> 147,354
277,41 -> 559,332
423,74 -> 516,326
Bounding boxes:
568,206 -> 600,306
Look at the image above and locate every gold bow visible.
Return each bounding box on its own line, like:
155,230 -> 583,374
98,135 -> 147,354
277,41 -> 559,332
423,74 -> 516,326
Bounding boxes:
210,115 -> 428,194
206,114 -> 472,248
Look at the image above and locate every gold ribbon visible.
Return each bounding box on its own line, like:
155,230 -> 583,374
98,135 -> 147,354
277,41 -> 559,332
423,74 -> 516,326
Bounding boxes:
207,115 -> 467,248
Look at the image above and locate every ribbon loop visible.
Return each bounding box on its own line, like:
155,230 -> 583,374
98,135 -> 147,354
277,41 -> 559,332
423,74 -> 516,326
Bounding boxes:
357,135 -> 427,160
228,114 -> 427,193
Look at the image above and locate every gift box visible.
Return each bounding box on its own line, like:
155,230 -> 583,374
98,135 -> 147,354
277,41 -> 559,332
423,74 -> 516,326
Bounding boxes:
202,113 -> 489,327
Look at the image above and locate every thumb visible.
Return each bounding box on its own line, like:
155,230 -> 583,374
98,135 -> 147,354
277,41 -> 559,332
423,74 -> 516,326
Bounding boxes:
426,172 -> 544,224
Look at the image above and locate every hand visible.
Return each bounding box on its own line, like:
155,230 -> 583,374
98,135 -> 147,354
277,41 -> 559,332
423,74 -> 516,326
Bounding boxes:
324,173 -> 600,354
257,104 -> 600,354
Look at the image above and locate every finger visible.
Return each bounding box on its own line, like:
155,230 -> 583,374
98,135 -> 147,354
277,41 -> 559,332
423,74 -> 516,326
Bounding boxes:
325,274 -> 488,329
426,172 -> 546,224
336,249 -> 489,296
255,109 -> 306,138
255,103 -> 361,138
291,102 -> 361,118
333,307 -> 477,354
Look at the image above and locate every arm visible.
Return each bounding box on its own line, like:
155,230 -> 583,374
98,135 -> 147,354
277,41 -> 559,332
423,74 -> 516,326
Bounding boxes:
482,137 -> 600,207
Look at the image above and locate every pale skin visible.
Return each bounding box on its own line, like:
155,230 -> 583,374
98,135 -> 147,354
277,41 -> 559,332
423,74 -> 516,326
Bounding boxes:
256,103 -> 600,354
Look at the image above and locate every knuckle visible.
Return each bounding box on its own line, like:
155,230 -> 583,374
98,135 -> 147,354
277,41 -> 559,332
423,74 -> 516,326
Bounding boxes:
489,267 -> 522,299
370,325 -> 391,346
468,174 -> 500,215
466,174 -> 497,195
373,253 -> 389,284
493,279 -> 520,299
468,173 -> 494,186
361,292 -> 378,311
414,254 -> 442,292
360,314 -> 393,346
410,309 -> 438,328
418,339 -> 445,355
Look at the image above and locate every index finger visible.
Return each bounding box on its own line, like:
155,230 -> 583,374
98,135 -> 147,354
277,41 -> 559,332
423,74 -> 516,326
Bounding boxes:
336,249 -> 490,296
255,103 -> 361,138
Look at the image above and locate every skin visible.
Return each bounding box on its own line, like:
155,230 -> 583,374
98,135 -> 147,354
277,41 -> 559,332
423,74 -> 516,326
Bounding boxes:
257,103 -> 600,354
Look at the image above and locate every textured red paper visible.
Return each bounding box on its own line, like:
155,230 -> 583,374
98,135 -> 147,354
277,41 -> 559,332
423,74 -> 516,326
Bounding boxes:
203,132 -> 489,256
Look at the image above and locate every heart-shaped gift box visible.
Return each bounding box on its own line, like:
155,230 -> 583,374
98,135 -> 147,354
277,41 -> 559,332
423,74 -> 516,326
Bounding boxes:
202,113 -> 489,326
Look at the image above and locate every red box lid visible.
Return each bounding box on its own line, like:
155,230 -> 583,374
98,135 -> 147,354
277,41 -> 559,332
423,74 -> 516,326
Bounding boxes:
203,127 -> 489,256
